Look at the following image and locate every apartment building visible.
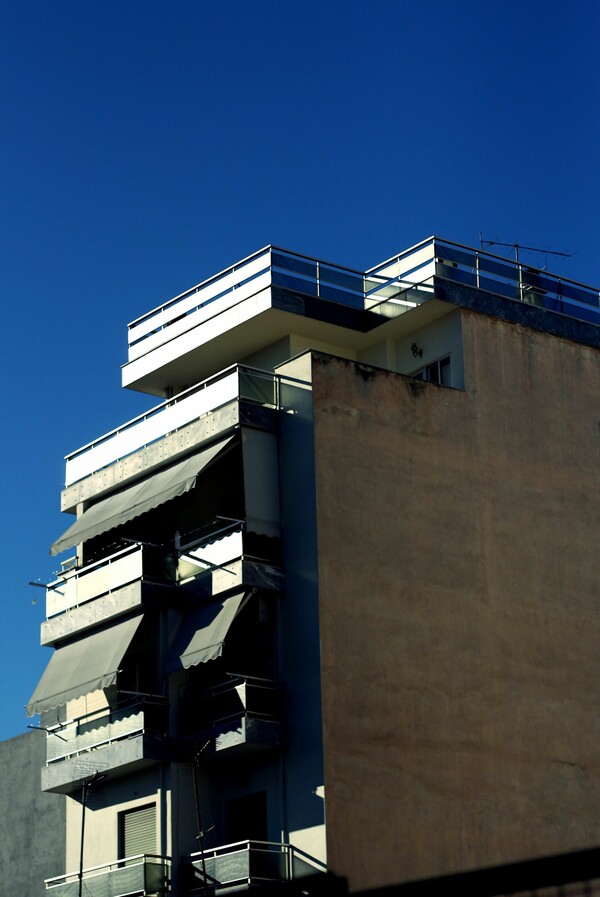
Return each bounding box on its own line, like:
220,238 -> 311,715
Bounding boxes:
27,238 -> 600,895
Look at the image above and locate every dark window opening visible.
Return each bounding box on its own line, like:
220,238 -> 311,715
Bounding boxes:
413,355 -> 451,386
117,616 -> 160,697
226,791 -> 267,843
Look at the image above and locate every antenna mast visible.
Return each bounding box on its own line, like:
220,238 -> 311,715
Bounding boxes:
479,233 -> 572,266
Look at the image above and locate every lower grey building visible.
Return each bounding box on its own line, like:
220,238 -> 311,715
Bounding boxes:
0,732 -> 66,896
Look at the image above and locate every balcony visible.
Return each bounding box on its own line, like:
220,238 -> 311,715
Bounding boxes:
42,543 -> 176,644
45,855 -> 170,897
187,841 -> 326,894
64,365 -> 277,487
126,246 -> 420,363
41,696 -> 169,794
186,676 -> 283,756
47,543 -> 172,618
367,236 -> 600,324
176,524 -> 283,597
122,246 -> 431,394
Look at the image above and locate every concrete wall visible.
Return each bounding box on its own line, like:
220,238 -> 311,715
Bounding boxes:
276,354 -> 327,865
65,766 -> 163,871
0,731 -> 66,896
394,308 -> 464,388
310,312 -> 600,891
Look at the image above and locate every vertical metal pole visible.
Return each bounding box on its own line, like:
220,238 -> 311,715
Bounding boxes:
192,757 -> 209,897
515,244 -> 524,302
77,771 -> 105,897
78,781 -> 88,897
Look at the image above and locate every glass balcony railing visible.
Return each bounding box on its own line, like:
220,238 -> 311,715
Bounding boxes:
125,248 -> 364,361
367,237 -> 600,324
64,365 -> 277,487
45,696 -> 168,765
187,841 -> 325,893
45,854 -> 170,897
126,246 -> 431,366
126,240 -> 600,374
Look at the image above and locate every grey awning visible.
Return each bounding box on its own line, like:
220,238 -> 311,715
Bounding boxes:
168,592 -> 246,671
51,436 -> 235,556
26,615 -> 143,717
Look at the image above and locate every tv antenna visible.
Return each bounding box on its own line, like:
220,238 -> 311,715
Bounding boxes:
479,233 -> 572,267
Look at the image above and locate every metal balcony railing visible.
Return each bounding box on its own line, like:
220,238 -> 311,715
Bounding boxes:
46,543 -> 171,618
45,696 -> 168,764
176,526 -> 244,584
45,854 -> 170,897
187,840 -> 326,893
64,364 -> 277,487
195,676 -> 283,730
183,676 -> 284,754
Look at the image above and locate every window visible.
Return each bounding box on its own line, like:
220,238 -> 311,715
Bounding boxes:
413,355 -> 451,386
119,804 -> 157,859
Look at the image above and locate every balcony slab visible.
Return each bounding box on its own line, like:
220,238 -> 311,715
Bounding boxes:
208,717 -> 283,757
41,732 -> 169,795
41,581 -> 181,646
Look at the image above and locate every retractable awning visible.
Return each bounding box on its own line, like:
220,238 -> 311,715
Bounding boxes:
168,591 -> 247,671
26,614 -> 143,717
51,435 -> 235,556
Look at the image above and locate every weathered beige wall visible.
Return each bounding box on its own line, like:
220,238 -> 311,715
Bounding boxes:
311,313 -> 600,892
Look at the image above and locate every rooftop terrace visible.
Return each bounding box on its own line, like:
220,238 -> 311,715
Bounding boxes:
122,236 -> 600,394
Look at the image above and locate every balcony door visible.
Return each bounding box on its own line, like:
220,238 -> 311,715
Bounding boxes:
226,791 -> 267,843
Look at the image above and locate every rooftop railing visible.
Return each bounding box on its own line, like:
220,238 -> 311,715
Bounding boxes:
64,364 -> 277,487
126,240 -> 599,367
367,236 -> 600,324
126,247 -> 431,362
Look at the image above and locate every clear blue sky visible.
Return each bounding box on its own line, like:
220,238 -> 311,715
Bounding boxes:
1,0 -> 598,740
